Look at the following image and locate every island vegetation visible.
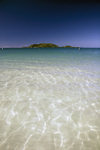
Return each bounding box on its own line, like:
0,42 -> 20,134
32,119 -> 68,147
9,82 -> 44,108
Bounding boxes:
62,45 -> 79,48
24,43 -> 80,48
26,43 -> 58,48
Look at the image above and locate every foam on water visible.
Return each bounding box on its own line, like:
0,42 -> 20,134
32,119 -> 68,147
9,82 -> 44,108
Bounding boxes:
0,48 -> 100,150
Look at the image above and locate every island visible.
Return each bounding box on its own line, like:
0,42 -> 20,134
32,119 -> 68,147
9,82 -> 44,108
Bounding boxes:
24,43 -> 80,48
62,45 -> 79,48
26,43 -> 58,48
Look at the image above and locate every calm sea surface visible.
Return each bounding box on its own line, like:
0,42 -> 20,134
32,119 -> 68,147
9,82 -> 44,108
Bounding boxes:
0,48 -> 100,150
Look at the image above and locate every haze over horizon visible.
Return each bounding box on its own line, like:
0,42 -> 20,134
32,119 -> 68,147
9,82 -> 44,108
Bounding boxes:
0,0 -> 100,48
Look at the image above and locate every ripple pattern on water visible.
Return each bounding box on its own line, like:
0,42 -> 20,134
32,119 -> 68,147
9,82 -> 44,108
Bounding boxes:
0,65 -> 100,150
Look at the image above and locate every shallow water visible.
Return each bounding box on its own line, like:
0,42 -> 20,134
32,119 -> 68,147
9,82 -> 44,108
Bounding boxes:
0,48 -> 100,150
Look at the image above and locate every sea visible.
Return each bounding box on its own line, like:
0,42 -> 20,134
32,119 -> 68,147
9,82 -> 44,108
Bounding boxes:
0,48 -> 100,150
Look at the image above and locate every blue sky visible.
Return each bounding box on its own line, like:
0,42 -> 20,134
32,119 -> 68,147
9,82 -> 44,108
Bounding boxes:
0,0 -> 100,48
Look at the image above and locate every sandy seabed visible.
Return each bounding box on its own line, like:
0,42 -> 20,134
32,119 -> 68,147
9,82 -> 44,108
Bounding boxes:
0,66 -> 100,150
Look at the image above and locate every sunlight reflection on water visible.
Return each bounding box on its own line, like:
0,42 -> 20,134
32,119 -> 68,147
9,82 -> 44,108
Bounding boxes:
0,66 -> 100,150
0,48 -> 100,150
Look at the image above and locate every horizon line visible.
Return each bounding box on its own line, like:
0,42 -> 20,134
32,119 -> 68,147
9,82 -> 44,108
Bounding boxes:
0,47 -> 100,49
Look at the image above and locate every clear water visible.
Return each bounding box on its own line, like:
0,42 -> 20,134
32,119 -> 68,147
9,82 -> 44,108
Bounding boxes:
0,48 -> 100,150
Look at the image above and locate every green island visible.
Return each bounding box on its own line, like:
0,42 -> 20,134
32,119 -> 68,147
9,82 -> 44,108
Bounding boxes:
24,43 -> 80,48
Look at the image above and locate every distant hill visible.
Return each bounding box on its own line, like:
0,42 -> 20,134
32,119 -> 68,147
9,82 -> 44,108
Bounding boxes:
62,45 -> 80,48
24,43 -> 79,48
27,43 -> 59,48
62,45 -> 73,48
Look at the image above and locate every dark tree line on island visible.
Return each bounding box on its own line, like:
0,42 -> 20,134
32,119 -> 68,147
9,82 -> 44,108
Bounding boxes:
24,43 -> 80,48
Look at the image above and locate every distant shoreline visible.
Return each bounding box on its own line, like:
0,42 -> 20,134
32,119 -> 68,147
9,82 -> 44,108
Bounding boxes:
0,43 -> 100,49
1,47 -> 100,49
23,43 -> 80,48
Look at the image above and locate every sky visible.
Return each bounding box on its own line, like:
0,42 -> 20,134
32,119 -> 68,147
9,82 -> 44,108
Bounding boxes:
0,0 -> 100,48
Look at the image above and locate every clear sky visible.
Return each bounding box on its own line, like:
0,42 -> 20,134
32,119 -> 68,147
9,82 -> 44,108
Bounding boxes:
0,0 -> 100,48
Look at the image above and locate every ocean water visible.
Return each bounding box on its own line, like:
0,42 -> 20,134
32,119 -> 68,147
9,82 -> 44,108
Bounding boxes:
0,48 -> 100,150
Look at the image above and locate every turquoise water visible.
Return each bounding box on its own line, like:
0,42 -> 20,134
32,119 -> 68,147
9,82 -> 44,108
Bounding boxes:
0,48 -> 100,150
0,48 -> 100,71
